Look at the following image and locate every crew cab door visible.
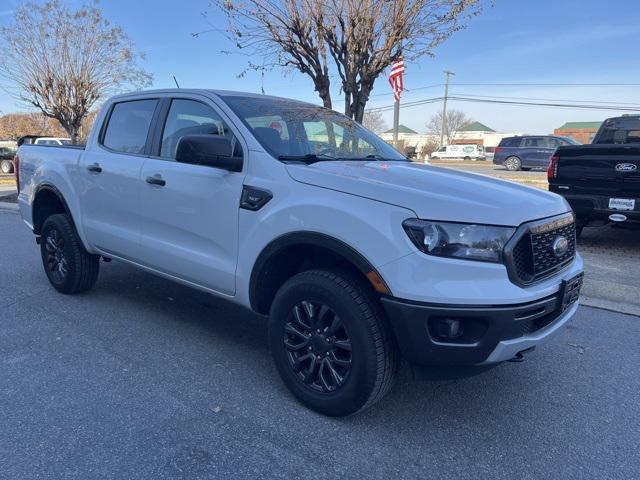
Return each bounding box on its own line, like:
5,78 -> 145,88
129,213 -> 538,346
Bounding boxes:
136,97 -> 245,296
80,98 -> 159,257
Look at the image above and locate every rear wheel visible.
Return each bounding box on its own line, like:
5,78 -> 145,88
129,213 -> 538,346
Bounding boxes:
269,269 -> 398,416
504,156 -> 522,171
40,214 -> 100,294
0,159 -> 13,174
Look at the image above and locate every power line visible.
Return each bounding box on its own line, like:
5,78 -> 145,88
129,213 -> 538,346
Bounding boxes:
366,95 -> 640,113
451,82 -> 640,87
368,82 -> 640,98
448,92 -> 640,107
450,96 -> 640,111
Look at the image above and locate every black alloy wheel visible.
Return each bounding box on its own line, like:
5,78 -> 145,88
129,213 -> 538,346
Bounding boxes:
269,269 -> 399,416
40,214 -> 100,294
283,300 -> 353,393
44,226 -> 68,284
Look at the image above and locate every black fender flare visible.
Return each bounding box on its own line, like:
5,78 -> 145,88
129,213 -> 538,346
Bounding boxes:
32,183 -> 72,234
248,231 -> 391,314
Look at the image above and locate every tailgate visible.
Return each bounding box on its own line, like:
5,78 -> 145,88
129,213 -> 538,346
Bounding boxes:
555,145 -> 640,196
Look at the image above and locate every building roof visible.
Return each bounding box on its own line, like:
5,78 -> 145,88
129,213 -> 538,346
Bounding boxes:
458,121 -> 495,132
384,124 -> 418,134
556,121 -> 603,130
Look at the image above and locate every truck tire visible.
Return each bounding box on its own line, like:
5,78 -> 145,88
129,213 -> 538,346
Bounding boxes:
504,156 -> 522,171
269,269 -> 399,416
40,213 -> 100,294
0,159 -> 13,174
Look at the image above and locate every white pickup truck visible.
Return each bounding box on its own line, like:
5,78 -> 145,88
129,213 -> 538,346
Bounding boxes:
15,89 -> 583,416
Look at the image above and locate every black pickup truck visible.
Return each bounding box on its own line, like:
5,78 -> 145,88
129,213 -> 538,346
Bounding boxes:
548,115 -> 640,236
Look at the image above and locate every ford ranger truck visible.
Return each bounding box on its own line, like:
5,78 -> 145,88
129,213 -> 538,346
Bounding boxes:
549,115 -> 640,236
15,89 -> 584,416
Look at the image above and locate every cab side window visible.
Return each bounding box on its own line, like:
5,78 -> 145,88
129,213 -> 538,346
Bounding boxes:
102,99 -> 158,154
160,99 -> 241,159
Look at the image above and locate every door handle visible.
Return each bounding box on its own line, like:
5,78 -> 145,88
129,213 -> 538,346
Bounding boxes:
145,175 -> 166,187
87,163 -> 102,173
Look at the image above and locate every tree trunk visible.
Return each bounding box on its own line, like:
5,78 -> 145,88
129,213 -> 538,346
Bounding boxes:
62,123 -> 80,145
344,92 -> 352,118
315,78 -> 332,110
351,83 -> 372,125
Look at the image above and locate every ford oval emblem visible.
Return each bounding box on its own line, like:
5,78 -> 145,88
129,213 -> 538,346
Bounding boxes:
615,163 -> 638,172
552,236 -> 569,258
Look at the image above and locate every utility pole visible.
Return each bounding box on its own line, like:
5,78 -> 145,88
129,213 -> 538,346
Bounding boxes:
440,70 -> 455,147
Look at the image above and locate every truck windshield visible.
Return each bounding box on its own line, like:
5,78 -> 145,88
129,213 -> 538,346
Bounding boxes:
223,95 -> 407,162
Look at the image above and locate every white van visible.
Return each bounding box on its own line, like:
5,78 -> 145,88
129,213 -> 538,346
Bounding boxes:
34,137 -> 72,146
430,144 -> 486,161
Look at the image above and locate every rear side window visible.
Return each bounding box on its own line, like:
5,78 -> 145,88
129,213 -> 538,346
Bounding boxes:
102,99 -> 157,154
498,137 -> 521,147
547,138 -> 561,148
597,128 -> 640,144
522,137 -> 546,148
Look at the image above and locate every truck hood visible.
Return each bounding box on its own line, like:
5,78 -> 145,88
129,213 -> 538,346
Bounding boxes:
286,161 -> 570,226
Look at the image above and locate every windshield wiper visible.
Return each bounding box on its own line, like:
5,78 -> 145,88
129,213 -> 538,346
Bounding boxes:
336,154 -> 406,162
278,153 -> 338,164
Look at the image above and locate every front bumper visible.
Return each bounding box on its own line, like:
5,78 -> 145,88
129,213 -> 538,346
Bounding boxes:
381,275 -> 582,366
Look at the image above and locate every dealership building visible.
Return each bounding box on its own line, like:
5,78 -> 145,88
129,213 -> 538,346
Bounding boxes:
379,121 -> 523,158
554,121 -> 602,144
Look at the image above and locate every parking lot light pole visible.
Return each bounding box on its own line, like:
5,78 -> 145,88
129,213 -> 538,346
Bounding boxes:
440,70 -> 455,147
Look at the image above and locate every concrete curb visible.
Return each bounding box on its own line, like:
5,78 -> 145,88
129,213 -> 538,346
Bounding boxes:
0,201 -> 18,211
581,296 -> 640,318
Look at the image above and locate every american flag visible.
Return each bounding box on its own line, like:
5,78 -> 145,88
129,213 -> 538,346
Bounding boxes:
388,58 -> 405,102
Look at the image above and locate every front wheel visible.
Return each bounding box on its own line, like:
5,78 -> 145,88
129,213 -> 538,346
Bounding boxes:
504,156 -> 522,171
269,269 -> 398,416
40,214 -> 100,294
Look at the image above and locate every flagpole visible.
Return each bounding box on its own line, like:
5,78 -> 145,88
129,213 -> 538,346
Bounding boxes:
392,98 -> 400,147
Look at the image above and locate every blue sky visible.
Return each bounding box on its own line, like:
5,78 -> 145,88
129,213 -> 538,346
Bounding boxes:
1,0 -> 640,133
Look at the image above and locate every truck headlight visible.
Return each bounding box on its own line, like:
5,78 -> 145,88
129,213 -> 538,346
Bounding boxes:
402,219 -> 516,263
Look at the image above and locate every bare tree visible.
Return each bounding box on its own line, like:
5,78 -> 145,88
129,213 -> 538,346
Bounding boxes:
362,109 -> 388,133
427,109 -> 472,144
419,137 -> 440,159
0,1 -> 152,143
213,0 -> 486,121
0,112 -> 66,141
212,0 -> 333,108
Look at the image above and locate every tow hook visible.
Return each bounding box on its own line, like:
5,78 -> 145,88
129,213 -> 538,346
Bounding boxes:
508,346 -> 536,363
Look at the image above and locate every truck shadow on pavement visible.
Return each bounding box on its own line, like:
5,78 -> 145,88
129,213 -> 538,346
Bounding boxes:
13,256 -> 638,478
90,261 -> 594,426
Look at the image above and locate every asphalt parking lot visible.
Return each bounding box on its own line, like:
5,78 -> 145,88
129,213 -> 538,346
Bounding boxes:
1,208 -> 639,479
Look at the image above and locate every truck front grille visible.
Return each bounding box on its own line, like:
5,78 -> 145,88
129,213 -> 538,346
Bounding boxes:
505,214 -> 576,285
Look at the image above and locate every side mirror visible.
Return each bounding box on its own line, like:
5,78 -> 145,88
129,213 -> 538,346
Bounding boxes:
175,135 -> 243,172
